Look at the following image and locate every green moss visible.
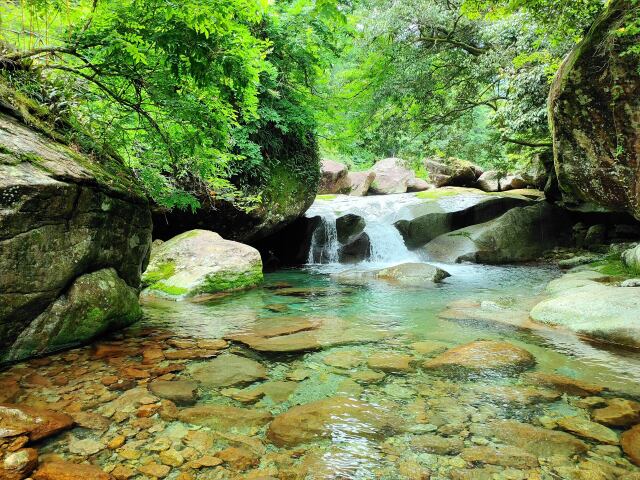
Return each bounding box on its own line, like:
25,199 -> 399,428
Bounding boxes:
588,254 -> 635,277
415,189 -> 461,200
316,194 -> 338,201
199,264 -> 263,294
142,261 -> 176,286
149,282 -> 189,296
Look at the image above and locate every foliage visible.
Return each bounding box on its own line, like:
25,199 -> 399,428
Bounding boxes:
0,0 -> 344,210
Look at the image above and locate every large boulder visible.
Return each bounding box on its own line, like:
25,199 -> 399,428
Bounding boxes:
346,171 -> 376,196
336,214 -> 365,244
396,191 -> 532,249
141,229 -> 263,300
423,202 -> 573,263
424,157 -> 479,187
530,271 -> 640,348
369,158 -> 415,194
0,112 -> 151,364
549,0 -> 640,220
153,129 -> 320,243
338,232 -> 371,263
318,159 -> 350,194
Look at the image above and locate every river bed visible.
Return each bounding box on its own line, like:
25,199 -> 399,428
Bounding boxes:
4,262 -> 640,479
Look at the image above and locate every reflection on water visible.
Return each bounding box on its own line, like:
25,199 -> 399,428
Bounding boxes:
4,263 -> 640,479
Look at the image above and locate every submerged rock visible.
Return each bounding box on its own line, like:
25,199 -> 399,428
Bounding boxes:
32,462 -> 114,480
178,404 -> 272,430
267,396 -> 402,447
411,434 -> 464,455
472,420 -> 588,458
0,112 -> 152,364
423,340 -> 535,376
621,424 -> 640,467
367,352 -> 414,373
523,372 -> 604,397
460,445 -> 538,469
0,403 -> 74,442
148,380 -> 199,405
592,398 -> 640,427
556,416 -> 619,445
332,262 -> 450,287
141,229 -> 263,300
188,354 -> 267,387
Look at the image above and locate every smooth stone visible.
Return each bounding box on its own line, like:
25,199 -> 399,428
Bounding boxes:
410,340 -> 448,355
460,445 -> 539,468
32,462 -> 114,480
367,353 -> 414,373
178,405 -> 272,430
423,341 -> 535,376
267,396 -> 402,447
593,398 -> 640,427
556,416 -> 619,445
0,403 -> 74,441
473,385 -> 561,405
350,369 -> 386,384
1,448 -> 38,479
69,437 -> 105,455
410,434 -> 464,455
188,354 -> 267,387
472,420 -> 588,457
621,424 -> 640,467
216,446 -> 259,471
148,380 -> 198,405
137,463 -> 170,478
523,372 -> 604,397
323,350 -> 365,369
332,262 -> 450,287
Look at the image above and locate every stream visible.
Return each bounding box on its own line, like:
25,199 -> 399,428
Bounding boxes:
4,193 -> 640,479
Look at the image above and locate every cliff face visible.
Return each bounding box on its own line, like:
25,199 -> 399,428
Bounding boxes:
549,0 -> 640,220
0,111 -> 152,363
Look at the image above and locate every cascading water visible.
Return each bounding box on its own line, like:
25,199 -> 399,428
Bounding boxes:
305,193 -> 424,265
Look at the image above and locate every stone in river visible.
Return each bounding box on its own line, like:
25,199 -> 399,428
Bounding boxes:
423,341 -> 535,376
410,434 -> 464,455
473,385 -> 561,405
472,420 -> 588,458
69,437 -> 106,455
556,416 -> 619,445
188,354 -> 267,387
0,403 -> 74,441
323,350 -> 365,369
367,353 -> 414,373
137,463 -> 170,478
32,462 -> 114,480
178,405 -> 272,430
267,396 -> 402,447
592,398 -> 640,427
226,317 -> 385,353
523,372 -> 604,397
350,369 -> 385,384
148,380 -> 199,405
460,445 -> 539,469
621,424 -> 640,467
410,340 -> 448,355
1,448 -> 38,480
216,446 -> 259,471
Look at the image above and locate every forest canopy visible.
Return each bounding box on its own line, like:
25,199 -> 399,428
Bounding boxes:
1,0 -> 637,208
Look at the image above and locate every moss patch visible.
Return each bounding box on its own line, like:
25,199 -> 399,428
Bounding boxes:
149,282 -> 189,296
199,264 -> 263,294
415,189 -> 461,200
588,254 -> 635,278
142,261 -> 176,286
316,194 -> 338,201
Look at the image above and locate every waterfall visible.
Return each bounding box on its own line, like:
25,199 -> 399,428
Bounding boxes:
306,193 -> 423,265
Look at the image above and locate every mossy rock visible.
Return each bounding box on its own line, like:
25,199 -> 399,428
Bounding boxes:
142,229 -> 263,300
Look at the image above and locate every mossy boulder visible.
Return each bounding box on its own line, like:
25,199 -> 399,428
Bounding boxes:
549,0 -> 640,219
0,111 -> 152,364
152,130 -> 320,243
142,229 -> 263,300
2,269 -> 141,363
622,244 -> 640,275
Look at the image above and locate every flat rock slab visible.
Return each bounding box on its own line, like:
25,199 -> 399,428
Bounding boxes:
411,434 -> 464,455
367,353 -> 414,373
472,385 -> 561,405
226,317 -> 386,353
593,398 -> 640,427
32,462 -> 114,480
556,416 -> 619,445
332,263 -> 450,287
472,420 -> 588,458
148,380 -> 199,405
523,372 -> 604,397
423,341 -> 535,377
178,405 -> 272,430
188,354 -> 267,387
460,446 -> 539,469
0,404 -> 74,441
267,396 -> 403,447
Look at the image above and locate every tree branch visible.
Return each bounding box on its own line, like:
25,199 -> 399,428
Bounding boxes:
502,136 -> 552,148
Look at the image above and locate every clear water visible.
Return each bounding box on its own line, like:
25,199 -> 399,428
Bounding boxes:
6,264 -> 640,479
